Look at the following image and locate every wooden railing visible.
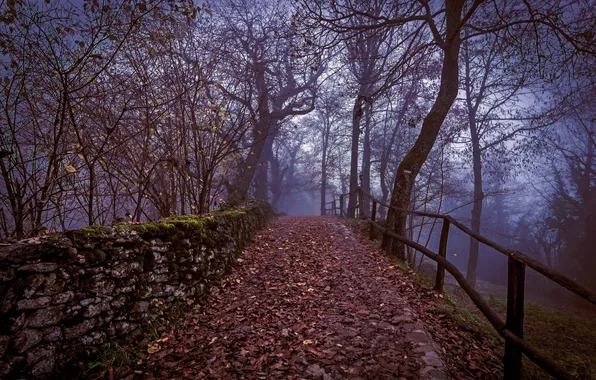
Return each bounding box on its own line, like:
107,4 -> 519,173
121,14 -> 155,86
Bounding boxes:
323,196 -> 342,215
340,187 -> 596,380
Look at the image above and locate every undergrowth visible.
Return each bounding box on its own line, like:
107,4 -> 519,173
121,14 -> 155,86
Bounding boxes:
85,342 -> 141,377
486,296 -> 595,379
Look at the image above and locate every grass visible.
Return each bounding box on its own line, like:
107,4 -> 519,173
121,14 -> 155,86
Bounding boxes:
85,342 -> 142,377
404,262 -> 596,380
425,284 -> 596,379
485,296 -> 596,379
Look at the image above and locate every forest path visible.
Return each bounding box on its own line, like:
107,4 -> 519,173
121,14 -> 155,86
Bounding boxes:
136,216 -> 453,379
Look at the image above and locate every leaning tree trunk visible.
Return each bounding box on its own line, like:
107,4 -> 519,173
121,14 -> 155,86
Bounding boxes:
384,0 -> 465,259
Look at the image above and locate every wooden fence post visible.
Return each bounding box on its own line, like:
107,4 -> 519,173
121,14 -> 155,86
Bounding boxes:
369,200 -> 377,240
434,219 -> 450,293
504,257 -> 526,380
339,195 -> 344,217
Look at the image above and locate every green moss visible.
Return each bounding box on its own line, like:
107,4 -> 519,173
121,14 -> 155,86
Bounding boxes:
77,226 -> 111,239
95,249 -> 107,262
158,215 -> 219,243
121,222 -> 177,237
72,202 -> 258,245
84,249 -> 107,262
119,224 -> 147,235
45,233 -> 64,244
134,251 -> 156,271
215,210 -> 246,217
168,262 -> 179,272
138,243 -> 150,255
135,255 -> 145,272
165,216 -> 208,235
119,215 -> 215,240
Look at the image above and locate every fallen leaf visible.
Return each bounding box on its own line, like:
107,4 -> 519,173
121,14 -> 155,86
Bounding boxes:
147,343 -> 160,354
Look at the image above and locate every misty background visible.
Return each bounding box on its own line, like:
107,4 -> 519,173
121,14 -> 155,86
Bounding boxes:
0,0 -> 594,308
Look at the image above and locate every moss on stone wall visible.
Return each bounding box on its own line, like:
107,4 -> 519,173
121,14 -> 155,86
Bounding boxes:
84,249 -> 107,263
120,215 -> 213,240
76,226 -> 113,239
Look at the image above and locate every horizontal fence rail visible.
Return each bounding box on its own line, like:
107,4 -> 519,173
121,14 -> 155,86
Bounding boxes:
323,197 -> 341,215
339,187 -> 596,380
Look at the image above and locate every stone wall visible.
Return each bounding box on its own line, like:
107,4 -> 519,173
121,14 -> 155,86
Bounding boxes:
0,201 -> 273,378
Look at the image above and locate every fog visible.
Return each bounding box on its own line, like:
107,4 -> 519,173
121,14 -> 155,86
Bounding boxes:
0,0 -> 594,311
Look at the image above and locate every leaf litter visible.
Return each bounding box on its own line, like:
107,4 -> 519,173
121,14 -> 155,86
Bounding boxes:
115,216 -> 502,379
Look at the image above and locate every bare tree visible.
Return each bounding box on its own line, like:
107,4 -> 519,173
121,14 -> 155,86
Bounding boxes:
207,0 -> 323,204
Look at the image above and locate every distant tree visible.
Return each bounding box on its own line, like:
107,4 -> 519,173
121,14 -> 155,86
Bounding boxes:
543,114 -> 596,289
306,86 -> 347,215
458,29 -> 540,287
210,0 -> 323,204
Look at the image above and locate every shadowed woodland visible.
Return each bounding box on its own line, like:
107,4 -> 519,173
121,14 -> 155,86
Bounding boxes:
0,0 -> 595,378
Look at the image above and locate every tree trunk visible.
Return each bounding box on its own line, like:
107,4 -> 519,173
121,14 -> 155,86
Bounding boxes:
198,172 -> 211,214
320,159 -> 328,216
384,0 -> 464,259
254,132 -> 275,201
466,113 -> 483,287
254,162 -> 268,200
88,166 -> 95,226
320,116 -> 331,216
463,36 -> 485,288
269,151 -> 283,209
360,101 -> 373,217
226,116 -> 275,204
347,94 -> 365,217
0,158 -> 24,238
